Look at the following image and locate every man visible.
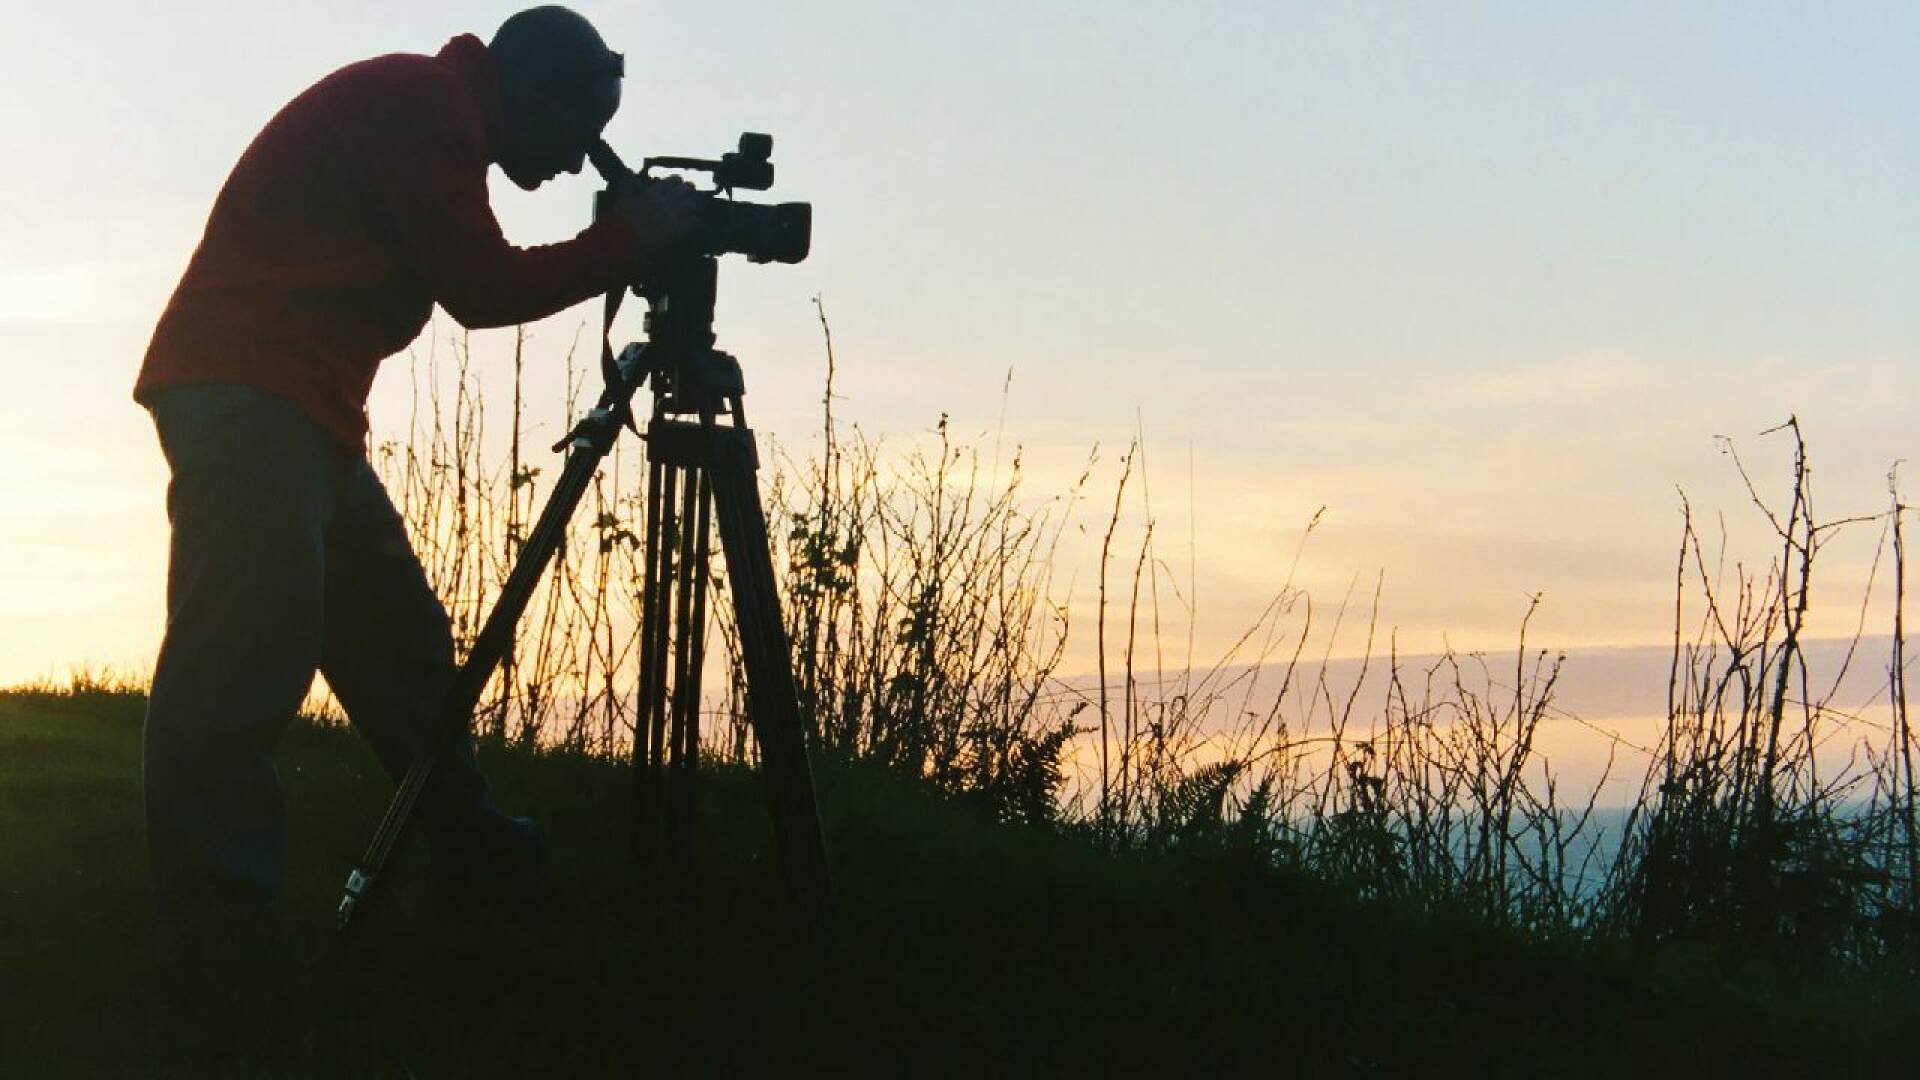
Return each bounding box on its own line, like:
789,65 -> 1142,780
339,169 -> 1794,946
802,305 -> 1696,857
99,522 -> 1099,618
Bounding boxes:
133,7 -> 696,936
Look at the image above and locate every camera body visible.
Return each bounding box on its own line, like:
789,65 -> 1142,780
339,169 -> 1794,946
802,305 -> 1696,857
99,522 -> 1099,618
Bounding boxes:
592,133 -> 811,268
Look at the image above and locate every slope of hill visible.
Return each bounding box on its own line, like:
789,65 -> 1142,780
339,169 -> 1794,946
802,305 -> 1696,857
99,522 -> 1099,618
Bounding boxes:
0,688 -> 1909,1077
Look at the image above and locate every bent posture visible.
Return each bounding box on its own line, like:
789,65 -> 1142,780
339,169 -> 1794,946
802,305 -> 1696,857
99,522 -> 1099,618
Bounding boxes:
133,6 -> 694,936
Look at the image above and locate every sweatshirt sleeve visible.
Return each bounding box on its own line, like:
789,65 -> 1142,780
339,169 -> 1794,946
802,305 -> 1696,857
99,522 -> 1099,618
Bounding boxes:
356,75 -> 641,329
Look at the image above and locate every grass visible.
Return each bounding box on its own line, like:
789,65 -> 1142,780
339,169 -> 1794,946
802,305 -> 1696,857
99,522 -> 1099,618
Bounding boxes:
2,687 -> 1914,1077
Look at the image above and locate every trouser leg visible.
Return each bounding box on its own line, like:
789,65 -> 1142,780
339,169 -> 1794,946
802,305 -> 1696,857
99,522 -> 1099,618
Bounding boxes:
318,458 -> 498,837
143,384 -> 341,913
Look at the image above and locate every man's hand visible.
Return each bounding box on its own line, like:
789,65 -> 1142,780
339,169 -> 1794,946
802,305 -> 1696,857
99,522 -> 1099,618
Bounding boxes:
613,176 -> 703,271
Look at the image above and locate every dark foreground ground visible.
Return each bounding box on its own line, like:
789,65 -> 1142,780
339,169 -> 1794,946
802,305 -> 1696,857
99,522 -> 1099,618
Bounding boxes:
1,690 -> 1912,1078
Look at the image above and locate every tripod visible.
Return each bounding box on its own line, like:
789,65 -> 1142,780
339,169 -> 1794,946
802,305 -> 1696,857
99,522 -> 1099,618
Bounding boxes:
335,253 -> 833,934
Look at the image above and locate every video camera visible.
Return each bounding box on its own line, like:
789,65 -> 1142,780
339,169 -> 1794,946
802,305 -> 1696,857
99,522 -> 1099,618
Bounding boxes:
588,133 -> 810,269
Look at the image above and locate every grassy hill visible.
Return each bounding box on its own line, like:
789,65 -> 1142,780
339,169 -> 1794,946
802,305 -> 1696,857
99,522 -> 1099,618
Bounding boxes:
1,687 -> 1911,1078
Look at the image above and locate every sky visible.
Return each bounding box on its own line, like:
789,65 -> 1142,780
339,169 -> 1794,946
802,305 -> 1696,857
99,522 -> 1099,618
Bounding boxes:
0,1 -> 1916,708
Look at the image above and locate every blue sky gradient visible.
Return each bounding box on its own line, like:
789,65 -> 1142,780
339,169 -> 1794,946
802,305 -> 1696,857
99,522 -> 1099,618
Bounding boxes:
0,1 -> 1915,686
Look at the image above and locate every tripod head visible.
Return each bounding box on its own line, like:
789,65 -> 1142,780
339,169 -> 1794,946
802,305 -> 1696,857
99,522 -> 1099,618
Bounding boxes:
639,255 -> 746,418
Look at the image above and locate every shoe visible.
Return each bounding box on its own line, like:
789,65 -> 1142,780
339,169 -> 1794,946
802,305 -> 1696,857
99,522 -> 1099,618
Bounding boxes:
428,812 -> 554,925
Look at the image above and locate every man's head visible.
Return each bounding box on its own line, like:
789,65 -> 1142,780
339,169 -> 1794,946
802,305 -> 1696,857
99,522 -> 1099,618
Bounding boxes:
489,6 -> 623,190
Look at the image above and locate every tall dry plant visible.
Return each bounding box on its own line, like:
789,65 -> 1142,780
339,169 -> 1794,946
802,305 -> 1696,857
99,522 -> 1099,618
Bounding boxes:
1597,419 -> 1920,969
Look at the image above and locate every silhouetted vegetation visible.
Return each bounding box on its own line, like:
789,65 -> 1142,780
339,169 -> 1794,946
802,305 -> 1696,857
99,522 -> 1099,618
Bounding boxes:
353,311 -> 1918,984
1597,424 -> 1920,977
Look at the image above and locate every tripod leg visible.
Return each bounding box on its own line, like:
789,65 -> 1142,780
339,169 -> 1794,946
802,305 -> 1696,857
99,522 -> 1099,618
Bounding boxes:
681,470 -> 713,854
650,465 -> 681,774
704,428 -> 835,932
339,396 -> 639,931
633,459 -> 678,865
667,462 -> 705,867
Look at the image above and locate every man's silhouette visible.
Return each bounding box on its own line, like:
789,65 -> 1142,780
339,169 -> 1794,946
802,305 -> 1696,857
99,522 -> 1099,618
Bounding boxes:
132,6 -> 694,938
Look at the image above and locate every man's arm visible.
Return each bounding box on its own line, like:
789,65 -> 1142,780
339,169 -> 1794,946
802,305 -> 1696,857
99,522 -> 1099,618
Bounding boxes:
370,127 -> 639,329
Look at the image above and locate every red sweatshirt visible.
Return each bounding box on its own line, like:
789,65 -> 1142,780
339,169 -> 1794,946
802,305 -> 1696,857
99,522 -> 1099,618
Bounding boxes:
135,34 -> 639,454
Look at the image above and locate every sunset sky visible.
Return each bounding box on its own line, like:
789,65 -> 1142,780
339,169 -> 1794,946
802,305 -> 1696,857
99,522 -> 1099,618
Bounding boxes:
2,0 -> 1915,732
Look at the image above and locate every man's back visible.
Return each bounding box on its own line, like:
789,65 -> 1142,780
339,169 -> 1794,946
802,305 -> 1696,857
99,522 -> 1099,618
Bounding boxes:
135,34 -> 635,454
